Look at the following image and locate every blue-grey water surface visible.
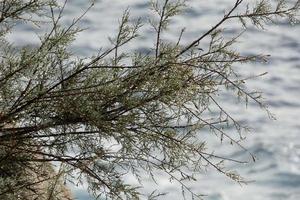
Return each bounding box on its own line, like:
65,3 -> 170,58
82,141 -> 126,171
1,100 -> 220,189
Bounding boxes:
8,0 -> 300,199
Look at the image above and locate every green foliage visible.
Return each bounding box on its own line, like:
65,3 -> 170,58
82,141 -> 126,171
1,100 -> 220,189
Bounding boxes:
0,0 -> 299,199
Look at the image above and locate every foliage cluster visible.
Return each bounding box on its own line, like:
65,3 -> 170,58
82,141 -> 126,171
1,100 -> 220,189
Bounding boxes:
0,0 -> 299,199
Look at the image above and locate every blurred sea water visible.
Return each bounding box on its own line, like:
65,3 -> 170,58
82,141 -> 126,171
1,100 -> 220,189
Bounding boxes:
8,0 -> 300,199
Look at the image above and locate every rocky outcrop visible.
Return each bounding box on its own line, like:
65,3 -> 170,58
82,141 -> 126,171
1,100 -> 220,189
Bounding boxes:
0,118 -> 73,200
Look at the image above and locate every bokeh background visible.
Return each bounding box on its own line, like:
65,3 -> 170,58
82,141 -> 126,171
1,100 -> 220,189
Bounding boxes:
8,0 -> 300,199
